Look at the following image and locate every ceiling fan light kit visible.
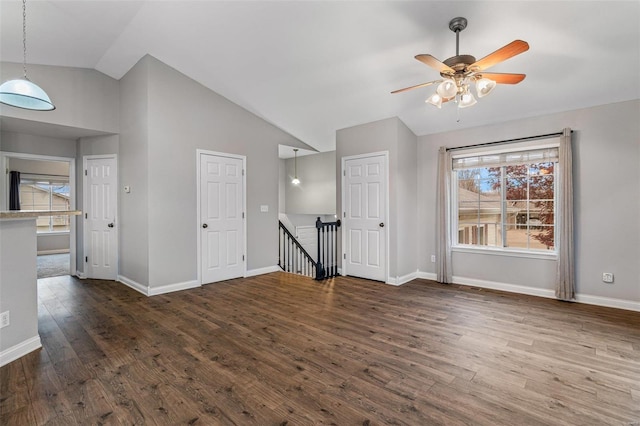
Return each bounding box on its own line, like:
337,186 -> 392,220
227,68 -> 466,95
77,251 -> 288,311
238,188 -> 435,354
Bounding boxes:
392,16 -> 529,112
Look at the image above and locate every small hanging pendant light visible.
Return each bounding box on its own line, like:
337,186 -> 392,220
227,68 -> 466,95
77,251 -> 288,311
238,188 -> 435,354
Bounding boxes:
0,0 -> 55,111
291,149 -> 301,185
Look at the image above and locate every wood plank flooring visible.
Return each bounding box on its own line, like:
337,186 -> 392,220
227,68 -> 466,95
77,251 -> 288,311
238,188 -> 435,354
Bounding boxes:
1,272 -> 639,425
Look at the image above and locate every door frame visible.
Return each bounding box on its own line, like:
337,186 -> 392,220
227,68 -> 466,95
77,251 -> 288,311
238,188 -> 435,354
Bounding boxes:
82,154 -> 118,279
1,151 -> 77,276
196,149 -> 247,285
340,151 -> 390,283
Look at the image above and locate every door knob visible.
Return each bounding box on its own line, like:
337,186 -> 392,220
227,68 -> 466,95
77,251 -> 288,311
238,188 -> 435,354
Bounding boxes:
379,222 -> 384,228
107,223 -> 114,228
202,223 -> 208,229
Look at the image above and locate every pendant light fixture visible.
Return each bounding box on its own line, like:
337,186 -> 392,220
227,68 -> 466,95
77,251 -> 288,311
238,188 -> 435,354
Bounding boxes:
0,0 -> 55,111
291,149 -> 300,185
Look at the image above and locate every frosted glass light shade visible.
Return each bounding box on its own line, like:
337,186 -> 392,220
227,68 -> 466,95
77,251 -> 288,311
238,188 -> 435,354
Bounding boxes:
458,92 -> 477,108
476,78 -> 496,98
425,93 -> 442,108
0,79 -> 55,111
436,79 -> 457,99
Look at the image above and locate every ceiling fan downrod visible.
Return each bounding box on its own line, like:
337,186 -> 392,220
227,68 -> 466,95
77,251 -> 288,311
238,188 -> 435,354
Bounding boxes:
449,17 -> 467,57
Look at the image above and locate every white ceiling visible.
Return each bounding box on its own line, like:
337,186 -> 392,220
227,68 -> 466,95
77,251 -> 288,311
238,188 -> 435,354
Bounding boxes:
1,1 -> 639,153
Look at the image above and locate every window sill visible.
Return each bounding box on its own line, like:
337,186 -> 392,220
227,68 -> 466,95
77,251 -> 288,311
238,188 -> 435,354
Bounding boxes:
37,231 -> 70,236
452,245 -> 557,260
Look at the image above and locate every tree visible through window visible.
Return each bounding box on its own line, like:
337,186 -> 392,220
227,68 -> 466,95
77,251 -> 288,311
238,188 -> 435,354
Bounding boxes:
454,147 -> 557,252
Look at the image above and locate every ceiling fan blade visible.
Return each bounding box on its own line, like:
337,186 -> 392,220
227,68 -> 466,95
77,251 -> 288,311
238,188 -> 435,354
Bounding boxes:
391,80 -> 442,94
479,72 -> 526,84
415,54 -> 455,74
470,40 -> 529,71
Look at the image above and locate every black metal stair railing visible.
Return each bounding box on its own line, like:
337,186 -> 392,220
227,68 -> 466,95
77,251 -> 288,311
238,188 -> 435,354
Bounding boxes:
279,221 -> 316,277
315,217 -> 341,280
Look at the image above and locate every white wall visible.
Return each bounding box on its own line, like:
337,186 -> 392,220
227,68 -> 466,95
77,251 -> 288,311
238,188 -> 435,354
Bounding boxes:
285,151 -> 336,215
417,100 -> 640,305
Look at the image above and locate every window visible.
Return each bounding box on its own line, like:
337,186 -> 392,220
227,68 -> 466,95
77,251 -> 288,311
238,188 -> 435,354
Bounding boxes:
453,146 -> 557,252
19,178 -> 71,233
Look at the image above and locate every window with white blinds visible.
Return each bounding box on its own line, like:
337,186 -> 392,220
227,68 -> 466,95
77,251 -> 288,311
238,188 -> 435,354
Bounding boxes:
452,145 -> 558,252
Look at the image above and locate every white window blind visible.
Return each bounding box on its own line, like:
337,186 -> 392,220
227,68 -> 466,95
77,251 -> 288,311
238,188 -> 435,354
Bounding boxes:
453,147 -> 559,170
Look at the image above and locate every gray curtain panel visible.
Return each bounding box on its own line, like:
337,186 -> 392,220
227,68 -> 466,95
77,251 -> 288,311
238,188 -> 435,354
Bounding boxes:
9,171 -> 21,210
436,147 -> 452,283
555,128 -> 575,300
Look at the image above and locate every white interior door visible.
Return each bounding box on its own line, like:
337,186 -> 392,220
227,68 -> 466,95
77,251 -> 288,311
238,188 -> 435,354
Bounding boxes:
84,155 -> 117,280
200,152 -> 245,284
343,153 -> 387,282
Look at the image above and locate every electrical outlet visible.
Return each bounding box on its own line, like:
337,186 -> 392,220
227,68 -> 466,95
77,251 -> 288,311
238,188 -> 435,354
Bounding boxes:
602,273 -> 614,283
0,311 -> 9,328
430,255 -> 436,263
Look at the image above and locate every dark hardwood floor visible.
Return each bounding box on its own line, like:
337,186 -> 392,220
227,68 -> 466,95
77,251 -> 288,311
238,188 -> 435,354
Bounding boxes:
1,272 -> 639,425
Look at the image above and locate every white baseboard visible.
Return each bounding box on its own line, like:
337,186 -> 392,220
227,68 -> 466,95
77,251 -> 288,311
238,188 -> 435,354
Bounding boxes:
148,280 -> 200,296
387,271 -> 418,286
575,294 -> 640,312
415,271 -> 640,312
452,275 -> 556,299
75,270 -> 86,279
117,275 -> 149,296
37,249 -> 70,255
245,265 -> 280,278
0,335 -> 41,367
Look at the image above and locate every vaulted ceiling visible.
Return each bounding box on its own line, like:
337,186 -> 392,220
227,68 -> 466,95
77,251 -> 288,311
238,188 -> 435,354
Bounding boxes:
1,1 -> 639,152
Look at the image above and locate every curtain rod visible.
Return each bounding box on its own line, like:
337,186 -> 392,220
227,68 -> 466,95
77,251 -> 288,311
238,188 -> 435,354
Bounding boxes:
446,130 -> 573,152
16,172 -> 69,178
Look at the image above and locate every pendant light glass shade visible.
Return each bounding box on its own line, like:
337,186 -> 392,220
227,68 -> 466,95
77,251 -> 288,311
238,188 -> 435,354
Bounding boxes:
0,78 -> 55,110
436,79 -> 457,99
475,77 -> 496,98
425,93 -> 442,108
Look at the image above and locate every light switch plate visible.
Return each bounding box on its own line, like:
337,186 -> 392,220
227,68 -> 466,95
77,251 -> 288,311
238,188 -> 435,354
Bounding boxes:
260,205 -> 268,213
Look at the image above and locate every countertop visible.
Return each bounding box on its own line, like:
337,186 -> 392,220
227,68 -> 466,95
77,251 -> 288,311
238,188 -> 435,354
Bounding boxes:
0,210 -> 82,219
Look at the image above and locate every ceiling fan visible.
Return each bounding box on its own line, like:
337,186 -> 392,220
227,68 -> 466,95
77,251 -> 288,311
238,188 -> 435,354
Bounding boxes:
392,17 -> 529,109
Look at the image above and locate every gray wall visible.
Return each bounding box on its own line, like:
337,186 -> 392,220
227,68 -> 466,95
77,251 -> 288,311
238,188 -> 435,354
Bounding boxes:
37,234 -> 69,254
118,57 -> 150,286
417,99 -> 640,303
285,151 -> 336,215
1,62 -> 119,134
336,116 -> 418,281
120,55 -> 312,289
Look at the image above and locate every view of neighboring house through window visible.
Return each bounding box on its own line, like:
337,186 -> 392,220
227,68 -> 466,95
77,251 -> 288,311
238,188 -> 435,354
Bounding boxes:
453,146 -> 557,252
19,177 -> 71,232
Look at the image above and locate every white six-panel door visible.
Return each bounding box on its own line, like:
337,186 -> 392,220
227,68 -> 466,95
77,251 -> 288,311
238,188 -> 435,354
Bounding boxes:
84,155 -> 118,280
199,152 -> 245,284
343,153 -> 387,282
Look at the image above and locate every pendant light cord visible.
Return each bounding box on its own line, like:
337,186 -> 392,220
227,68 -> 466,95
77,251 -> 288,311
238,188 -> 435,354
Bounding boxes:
22,0 -> 28,79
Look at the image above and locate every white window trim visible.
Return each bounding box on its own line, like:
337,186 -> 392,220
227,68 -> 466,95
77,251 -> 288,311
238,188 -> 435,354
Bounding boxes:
450,138 -> 560,256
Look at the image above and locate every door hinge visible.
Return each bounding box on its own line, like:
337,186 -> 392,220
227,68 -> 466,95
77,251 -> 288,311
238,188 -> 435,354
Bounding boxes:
85,213 -> 88,219
343,212 -> 346,218
85,256 -> 88,263
343,170 -> 346,176
242,169 -> 245,176
343,253 -> 346,259
84,169 -> 87,176
242,255 -> 245,261
242,212 -> 245,219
